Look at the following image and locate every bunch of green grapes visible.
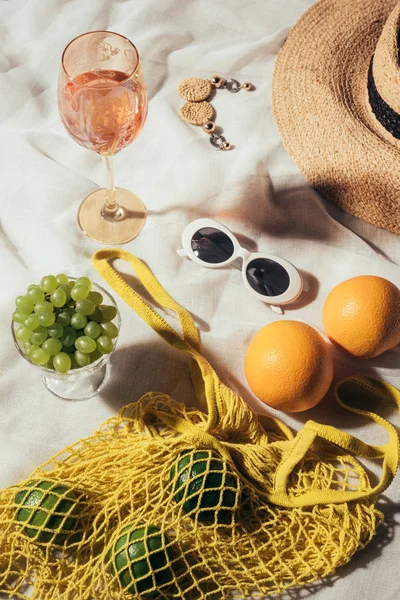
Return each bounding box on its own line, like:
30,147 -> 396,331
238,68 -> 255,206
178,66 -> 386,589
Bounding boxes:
12,275 -> 119,373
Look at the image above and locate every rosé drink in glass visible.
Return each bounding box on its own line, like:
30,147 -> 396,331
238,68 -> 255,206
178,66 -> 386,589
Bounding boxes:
58,32 -> 148,244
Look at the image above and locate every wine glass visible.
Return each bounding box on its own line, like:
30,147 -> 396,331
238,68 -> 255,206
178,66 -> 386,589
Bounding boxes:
58,31 -> 148,245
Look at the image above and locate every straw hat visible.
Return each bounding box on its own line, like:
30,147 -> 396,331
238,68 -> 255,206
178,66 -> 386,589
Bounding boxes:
272,0 -> 400,234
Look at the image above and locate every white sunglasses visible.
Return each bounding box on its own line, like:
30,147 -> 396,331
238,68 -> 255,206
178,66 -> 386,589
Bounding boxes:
177,219 -> 303,314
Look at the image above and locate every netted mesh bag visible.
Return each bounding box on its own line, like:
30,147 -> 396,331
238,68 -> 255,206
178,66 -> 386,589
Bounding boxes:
0,248 -> 399,600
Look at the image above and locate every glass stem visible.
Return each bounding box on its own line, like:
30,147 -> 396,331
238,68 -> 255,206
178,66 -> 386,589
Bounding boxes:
101,154 -> 121,220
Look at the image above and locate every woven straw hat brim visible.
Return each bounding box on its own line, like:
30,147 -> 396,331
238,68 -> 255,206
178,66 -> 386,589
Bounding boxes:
272,0 -> 400,234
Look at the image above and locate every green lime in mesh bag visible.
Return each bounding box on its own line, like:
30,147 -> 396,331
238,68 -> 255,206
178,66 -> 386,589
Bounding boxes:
14,480 -> 84,544
170,449 -> 239,524
110,524 -> 175,597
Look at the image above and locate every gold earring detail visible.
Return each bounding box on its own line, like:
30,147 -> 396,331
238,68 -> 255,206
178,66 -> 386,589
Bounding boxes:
178,75 -> 253,151
178,78 -> 212,102
180,101 -> 214,125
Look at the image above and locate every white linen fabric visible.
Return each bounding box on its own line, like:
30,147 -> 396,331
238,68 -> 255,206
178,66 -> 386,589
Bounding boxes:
0,0 -> 399,598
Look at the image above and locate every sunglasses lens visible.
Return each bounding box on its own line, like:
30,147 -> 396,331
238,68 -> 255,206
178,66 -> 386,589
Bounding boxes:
191,227 -> 234,264
245,258 -> 290,297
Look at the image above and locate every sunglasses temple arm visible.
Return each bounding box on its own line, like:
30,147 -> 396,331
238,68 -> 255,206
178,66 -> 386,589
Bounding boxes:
270,304 -> 283,315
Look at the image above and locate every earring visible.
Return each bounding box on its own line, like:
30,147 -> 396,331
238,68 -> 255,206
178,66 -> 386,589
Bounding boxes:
178,76 -> 253,150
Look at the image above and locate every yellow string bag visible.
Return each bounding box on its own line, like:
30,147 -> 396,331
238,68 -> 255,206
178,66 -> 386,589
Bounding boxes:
0,248 -> 399,600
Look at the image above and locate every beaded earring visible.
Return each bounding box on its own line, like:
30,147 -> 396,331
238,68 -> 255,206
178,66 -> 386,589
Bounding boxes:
178,75 -> 253,150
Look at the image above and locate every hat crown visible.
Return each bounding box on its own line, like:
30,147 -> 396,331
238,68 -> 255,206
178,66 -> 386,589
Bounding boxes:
372,3 -> 400,112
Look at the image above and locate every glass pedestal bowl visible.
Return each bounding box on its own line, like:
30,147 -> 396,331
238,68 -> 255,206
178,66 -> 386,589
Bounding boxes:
11,281 -> 120,401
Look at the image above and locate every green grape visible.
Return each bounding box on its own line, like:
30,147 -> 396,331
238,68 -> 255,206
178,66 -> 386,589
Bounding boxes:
74,351 -> 91,367
57,311 -> 71,327
75,276 -> 92,291
44,357 -> 54,370
24,314 -> 40,330
23,342 -> 32,355
71,313 -> 87,330
96,335 -> 113,354
84,321 -> 102,339
58,284 -> 71,302
34,301 -> 53,314
15,325 -> 32,343
53,352 -> 71,373
40,275 -> 58,293
12,310 -> 30,324
90,349 -> 103,363
75,336 -> 97,354
61,327 -> 77,347
64,306 -> 75,316
47,322 -> 64,339
70,357 -> 78,370
30,326 -> 48,346
100,304 -> 117,321
89,307 -> 103,322
56,273 -> 69,285
75,299 -> 95,316
67,280 -> 75,289
31,348 -> 50,366
15,296 -> 34,314
50,288 -> 67,308
62,345 -> 74,354
24,343 -> 39,357
27,285 -> 44,304
38,312 -> 55,327
71,284 -> 90,301
87,291 -> 103,306
42,338 -> 63,356
100,321 -> 118,339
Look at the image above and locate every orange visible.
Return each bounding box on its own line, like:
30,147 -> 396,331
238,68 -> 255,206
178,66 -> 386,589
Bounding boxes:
323,276 -> 400,359
244,321 -> 333,412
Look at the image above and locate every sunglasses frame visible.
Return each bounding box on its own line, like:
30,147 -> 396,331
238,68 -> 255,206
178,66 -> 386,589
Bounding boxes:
178,218 -> 303,306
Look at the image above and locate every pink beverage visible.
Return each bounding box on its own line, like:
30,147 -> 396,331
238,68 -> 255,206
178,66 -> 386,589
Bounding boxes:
59,70 -> 147,154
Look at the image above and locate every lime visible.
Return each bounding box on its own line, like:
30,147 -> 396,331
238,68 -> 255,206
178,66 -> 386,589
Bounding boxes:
14,480 -> 83,544
170,449 -> 239,524
110,524 -> 174,597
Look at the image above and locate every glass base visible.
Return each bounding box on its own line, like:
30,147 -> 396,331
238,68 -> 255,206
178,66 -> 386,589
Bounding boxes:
77,187 -> 146,244
41,362 -> 109,401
